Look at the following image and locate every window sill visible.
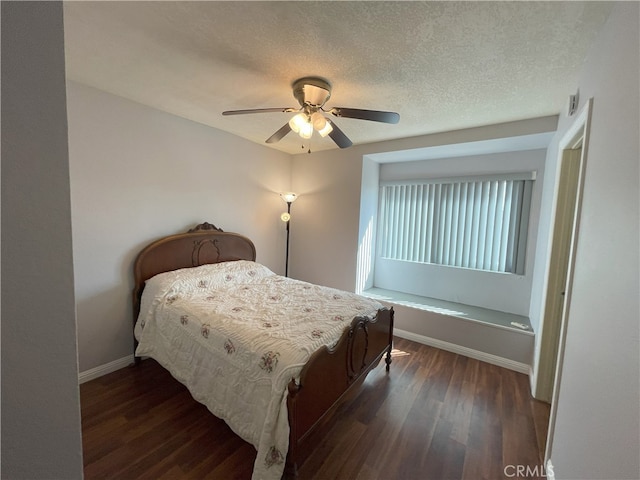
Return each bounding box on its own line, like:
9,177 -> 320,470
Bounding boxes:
362,287 -> 533,335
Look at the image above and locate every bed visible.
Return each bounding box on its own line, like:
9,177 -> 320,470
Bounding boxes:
132,222 -> 394,480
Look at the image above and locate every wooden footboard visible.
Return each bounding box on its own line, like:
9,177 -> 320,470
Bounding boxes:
284,306 -> 394,478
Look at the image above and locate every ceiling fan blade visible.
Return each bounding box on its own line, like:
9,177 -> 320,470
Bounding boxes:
222,107 -> 296,116
328,107 -> 400,124
327,121 -> 353,148
265,123 -> 292,144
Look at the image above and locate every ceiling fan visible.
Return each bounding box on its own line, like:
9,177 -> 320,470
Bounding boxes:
222,77 -> 400,149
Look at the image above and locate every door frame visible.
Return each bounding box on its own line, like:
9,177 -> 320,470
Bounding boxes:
543,98 -> 593,465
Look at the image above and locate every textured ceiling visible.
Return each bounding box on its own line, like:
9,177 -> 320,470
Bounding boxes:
63,1 -> 613,154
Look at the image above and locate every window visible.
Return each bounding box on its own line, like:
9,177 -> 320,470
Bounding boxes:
378,173 -> 534,275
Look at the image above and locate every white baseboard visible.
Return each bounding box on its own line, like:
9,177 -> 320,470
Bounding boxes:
78,355 -> 135,384
78,331 -> 529,383
394,328 -> 530,374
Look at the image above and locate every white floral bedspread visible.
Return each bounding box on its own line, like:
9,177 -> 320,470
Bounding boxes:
134,260 -> 382,480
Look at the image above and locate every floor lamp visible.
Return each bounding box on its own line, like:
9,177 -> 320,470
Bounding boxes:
280,192 -> 297,277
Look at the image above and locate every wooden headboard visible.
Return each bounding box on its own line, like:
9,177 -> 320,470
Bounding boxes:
132,222 -> 256,319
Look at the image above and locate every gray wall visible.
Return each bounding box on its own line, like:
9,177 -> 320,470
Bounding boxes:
540,3 -> 639,478
1,2 -> 83,478
67,82 -> 292,373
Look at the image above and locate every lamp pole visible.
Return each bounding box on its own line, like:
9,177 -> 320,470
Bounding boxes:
285,201 -> 291,277
280,192 -> 297,278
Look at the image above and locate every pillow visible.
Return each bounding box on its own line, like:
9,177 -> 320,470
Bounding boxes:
146,260 -> 274,291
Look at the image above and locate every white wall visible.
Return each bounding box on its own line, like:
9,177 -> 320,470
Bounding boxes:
67,82 -> 292,373
537,3 -> 639,479
1,2 -> 83,478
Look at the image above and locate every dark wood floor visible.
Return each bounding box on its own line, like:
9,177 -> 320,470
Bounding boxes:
81,337 -> 550,480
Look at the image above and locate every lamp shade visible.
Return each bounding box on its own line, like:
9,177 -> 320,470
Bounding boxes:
288,113 -> 307,133
311,111 -> 333,137
299,121 -> 313,139
280,192 -> 298,203
317,120 -> 333,137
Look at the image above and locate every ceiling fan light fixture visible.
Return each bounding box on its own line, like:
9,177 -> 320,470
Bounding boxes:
299,120 -> 313,139
288,113 -> 307,133
318,122 -> 333,137
311,112 -> 333,137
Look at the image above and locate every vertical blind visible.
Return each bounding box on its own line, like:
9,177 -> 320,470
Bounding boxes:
378,175 -> 533,274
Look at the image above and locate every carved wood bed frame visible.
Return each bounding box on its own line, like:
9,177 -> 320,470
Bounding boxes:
132,222 -> 394,478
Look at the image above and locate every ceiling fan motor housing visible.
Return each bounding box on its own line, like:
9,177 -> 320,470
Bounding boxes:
292,77 -> 331,108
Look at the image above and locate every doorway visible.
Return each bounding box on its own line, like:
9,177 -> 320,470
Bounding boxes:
539,99 -> 593,466
535,146 -> 583,402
